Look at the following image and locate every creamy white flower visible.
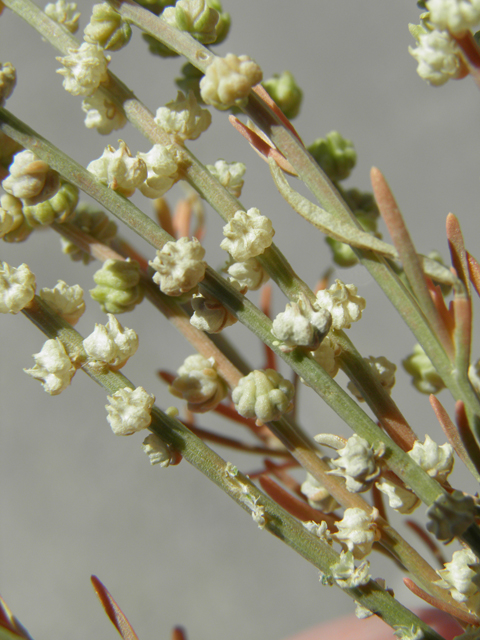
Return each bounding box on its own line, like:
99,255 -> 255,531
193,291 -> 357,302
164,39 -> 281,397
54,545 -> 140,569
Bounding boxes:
310,334 -> 341,378
315,279 -> 366,330
333,508 -> 380,560
190,292 -> 237,333
83,314 -> 138,369
0,262 -> 36,314
232,369 -> 294,424
2,150 -> 58,202
409,29 -> 463,86
375,477 -> 420,514
45,1 -> 80,33
169,354 -> 228,412
328,435 -> 382,493
207,160 -> 246,198
0,201 -> 19,237
137,144 -> 179,199
39,280 -> 85,325
163,0 -> 219,43
408,434 -> 454,482
300,472 -> 339,513
87,141 -> 147,197
81,91 -> 127,135
0,62 -> 16,107
436,548 -> 480,614
427,0 -> 480,35
56,42 -> 110,96
331,551 -> 371,588
200,53 -> 263,109
142,433 -> 171,467
347,355 -> 396,401
272,296 -> 331,353
220,208 -> 274,261
149,237 -> 206,296
24,338 -> 75,395
154,91 -> 211,141
226,257 -> 269,291
302,520 -> 332,545
106,386 -> 155,435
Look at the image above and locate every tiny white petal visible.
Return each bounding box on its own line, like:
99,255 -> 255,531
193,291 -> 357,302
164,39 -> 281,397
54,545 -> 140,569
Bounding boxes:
0,262 -> 36,314
39,280 -> 85,325
24,338 -> 75,395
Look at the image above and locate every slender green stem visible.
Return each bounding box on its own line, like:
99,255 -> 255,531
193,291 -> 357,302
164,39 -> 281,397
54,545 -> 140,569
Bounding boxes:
20,297 -> 446,640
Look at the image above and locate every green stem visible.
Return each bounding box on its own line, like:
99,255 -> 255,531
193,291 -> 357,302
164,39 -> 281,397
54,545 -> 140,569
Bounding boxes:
20,297 -> 446,640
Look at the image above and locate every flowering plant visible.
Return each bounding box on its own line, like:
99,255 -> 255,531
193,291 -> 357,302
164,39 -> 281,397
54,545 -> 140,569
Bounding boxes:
2,2 -> 480,640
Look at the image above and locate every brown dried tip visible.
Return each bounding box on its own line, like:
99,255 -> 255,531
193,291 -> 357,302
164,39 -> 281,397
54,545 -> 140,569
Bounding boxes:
91,575 -> 139,640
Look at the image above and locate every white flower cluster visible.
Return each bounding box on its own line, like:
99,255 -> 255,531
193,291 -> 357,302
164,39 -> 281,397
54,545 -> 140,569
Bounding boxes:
300,472 -> 339,513
45,1 -> 80,33
347,355 -> 396,402
310,334 -> 342,378
137,144 -> 180,199
315,279 -> 366,330
206,160 -> 246,198
106,386 -> 155,435
0,194 -> 25,240
0,262 -> 36,314
57,42 -> 110,96
375,477 -> 420,514
220,208 -> 274,262
2,150 -> 59,204
0,61 -> 16,107
333,508 -> 380,560
427,0 -> 480,35
409,28 -> 464,86
169,354 -> 228,413
149,237 -> 206,296
142,433 -> 171,467
232,369 -> 295,424
163,0 -> 219,44
330,551 -> 371,589
226,257 -> 269,291
39,280 -> 85,326
200,53 -> 263,109
271,295 -> 332,353
408,434 -> 454,482
83,314 -> 138,370
436,548 -> 480,614
190,291 -> 237,333
326,434 -> 383,493
87,141 -> 147,198
81,92 -> 127,135
154,91 -> 212,142
24,338 -> 76,395
224,462 -> 267,529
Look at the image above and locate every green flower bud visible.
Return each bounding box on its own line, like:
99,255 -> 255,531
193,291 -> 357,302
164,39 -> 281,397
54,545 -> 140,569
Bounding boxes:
23,182 -> 79,227
60,204 -> 117,264
175,62 -> 204,103
262,71 -> 303,119
90,258 -> 144,314
339,187 -> 379,221
326,214 -> 378,268
84,3 -> 132,51
0,62 -> 16,107
403,344 -> 445,395
142,33 -> 179,58
206,0 -> 230,44
163,0 -> 219,45
1,194 -> 32,243
307,131 -> 357,182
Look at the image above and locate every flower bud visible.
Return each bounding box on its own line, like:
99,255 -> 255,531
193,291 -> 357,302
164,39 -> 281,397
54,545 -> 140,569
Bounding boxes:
327,434 -> 382,493
163,0 -> 219,44
84,3 -> 132,51
200,53 -> 263,110
82,92 -> 127,135
427,0 -> 480,36
155,90 -> 211,142
0,194 -> 29,242
347,355 -> 396,402
90,259 -> 144,314
426,491 -> 479,542
169,354 -> 228,412
2,150 -> 60,204
310,334 -> 341,378
221,208 -> 274,262
24,338 -> 76,395
0,262 -> 36,314
149,237 -> 206,296
39,280 -> 85,325
0,62 -> 16,107
436,548 -> 480,613
83,314 -> 138,370
232,369 -> 295,424
333,508 -> 380,560
57,42 -> 110,96
226,257 -> 269,291
190,292 -> 237,333
23,182 -> 79,227
403,344 -> 445,394
408,434 -> 454,482
106,386 -> 155,435
142,433 -> 171,467
45,1 -> 81,33
307,131 -> 356,183
409,27 -> 465,86
87,141 -> 147,197
300,472 -> 339,513
137,144 -> 179,199
375,477 -> 420,514
262,70 -> 303,119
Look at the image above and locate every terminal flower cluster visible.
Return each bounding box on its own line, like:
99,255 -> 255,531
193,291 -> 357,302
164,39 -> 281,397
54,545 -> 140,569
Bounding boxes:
315,279 -> 366,330
56,42 -> 110,96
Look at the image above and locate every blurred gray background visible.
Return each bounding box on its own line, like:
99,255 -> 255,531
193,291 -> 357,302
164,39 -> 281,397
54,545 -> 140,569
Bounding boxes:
1,2 -> 480,640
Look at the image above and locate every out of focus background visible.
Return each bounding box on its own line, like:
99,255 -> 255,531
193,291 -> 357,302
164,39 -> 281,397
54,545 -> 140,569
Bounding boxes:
1,2 -> 479,640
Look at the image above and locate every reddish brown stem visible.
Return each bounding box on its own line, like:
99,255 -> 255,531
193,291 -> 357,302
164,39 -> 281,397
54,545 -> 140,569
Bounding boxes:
404,578 -> 479,627
91,576 -> 139,640
405,520 -> 446,567
467,251 -> 480,297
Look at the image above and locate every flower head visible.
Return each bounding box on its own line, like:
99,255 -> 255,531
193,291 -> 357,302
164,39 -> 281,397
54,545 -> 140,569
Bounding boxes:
2,150 -> 59,204
436,548 -> 480,614
137,144 -> 179,199
226,257 -> 269,291
90,259 -> 144,314
83,314 -> 138,370
87,141 -> 147,197
83,2 -> 132,51
39,280 -> 85,325
427,0 -> 480,35
169,354 -> 228,412
403,344 -> 445,394
82,92 -> 127,135
154,90 -> 211,141
333,508 -> 380,559
0,262 -> 36,314
106,386 -> 155,435
163,0 -> 219,44
142,433 -> 171,467
315,279 -> 366,330
24,338 -> 75,395
409,28 -> 464,86
220,208 -> 274,262
200,53 -> 263,109
408,434 -> 454,481
56,42 -> 110,96
232,369 -> 295,424
190,291 -> 237,333
327,435 -> 382,493
149,237 -> 206,296
374,477 -> 420,514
